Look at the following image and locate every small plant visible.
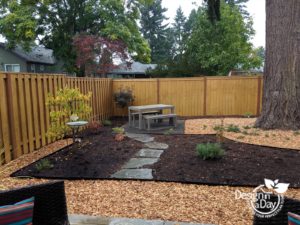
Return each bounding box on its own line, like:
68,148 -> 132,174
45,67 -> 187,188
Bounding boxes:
115,133 -> 125,141
237,135 -> 245,139
294,131 -> 300,136
164,128 -> 174,135
114,87 -> 135,108
213,125 -> 225,132
226,124 -> 241,133
87,120 -> 102,134
265,134 -> 270,138
216,118 -> 225,144
286,137 -> 290,141
36,159 -> 53,172
196,143 -> 225,160
102,119 -> 112,126
243,125 -> 252,130
112,127 -> 125,134
244,112 -> 253,118
46,87 -> 92,140
242,131 -> 249,135
203,125 -> 207,130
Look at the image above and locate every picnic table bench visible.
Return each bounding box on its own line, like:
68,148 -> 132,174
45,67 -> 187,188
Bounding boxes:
143,113 -> 177,130
128,104 -> 176,130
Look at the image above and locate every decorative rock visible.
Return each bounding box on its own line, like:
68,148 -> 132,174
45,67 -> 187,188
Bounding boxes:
122,158 -> 159,169
111,169 -> 153,179
125,132 -> 154,143
135,149 -> 164,158
145,142 -> 169,150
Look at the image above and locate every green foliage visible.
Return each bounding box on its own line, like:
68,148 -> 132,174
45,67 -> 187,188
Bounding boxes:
196,143 -> 225,160
0,0 -> 151,74
112,127 -> 125,134
102,119 -> 112,126
46,87 -> 92,140
244,112 -> 253,118
114,87 -> 135,108
140,0 -> 172,63
36,159 -> 53,172
163,128 -> 174,135
185,1 -> 262,75
226,124 -> 241,133
242,125 -> 251,130
213,125 -> 225,131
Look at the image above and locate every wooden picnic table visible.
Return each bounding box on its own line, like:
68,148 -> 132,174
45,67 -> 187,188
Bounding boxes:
128,104 -> 175,130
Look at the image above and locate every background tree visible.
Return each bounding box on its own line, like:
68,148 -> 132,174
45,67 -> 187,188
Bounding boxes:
140,0 -> 172,63
171,7 -> 186,58
204,0 -> 300,129
0,0 -> 151,74
185,2 -> 262,75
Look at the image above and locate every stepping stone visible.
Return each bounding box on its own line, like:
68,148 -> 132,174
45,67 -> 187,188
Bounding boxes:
122,158 -> 159,169
111,169 -> 153,179
110,218 -> 164,225
145,142 -> 169,150
69,214 -> 110,225
125,132 -> 154,143
135,149 -> 164,158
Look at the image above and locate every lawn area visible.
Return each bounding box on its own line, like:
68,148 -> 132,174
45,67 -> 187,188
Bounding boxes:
1,117 -> 300,225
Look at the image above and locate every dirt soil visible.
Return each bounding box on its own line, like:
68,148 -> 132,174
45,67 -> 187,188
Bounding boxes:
12,126 -> 143,179
150,134 -> 300,187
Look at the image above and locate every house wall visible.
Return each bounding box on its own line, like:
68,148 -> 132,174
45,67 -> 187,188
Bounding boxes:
0,48 -> 27,72
26,62 -> 64,74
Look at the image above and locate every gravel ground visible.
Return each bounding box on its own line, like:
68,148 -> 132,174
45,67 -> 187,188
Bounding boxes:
1,119 -> 300,225
185,118 -> 300,150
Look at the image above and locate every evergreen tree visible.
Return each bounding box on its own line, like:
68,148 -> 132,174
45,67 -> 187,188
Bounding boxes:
172,7 -> 186,58
140,0 -> 171,63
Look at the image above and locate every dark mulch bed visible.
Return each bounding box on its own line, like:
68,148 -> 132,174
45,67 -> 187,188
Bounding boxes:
11,126 -> 143,179
148,134 -> 300,187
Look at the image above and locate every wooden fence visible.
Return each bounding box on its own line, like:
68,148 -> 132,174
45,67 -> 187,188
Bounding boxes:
113,76 -> 263,117
0,73 -> 112,165
0,74 -> 263,165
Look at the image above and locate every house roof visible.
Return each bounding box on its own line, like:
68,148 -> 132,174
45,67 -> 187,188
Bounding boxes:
0,43 -> 56,65
110,61 -> 157,75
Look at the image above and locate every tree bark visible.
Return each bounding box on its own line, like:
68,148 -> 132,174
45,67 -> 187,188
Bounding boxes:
255,0 -> 300,130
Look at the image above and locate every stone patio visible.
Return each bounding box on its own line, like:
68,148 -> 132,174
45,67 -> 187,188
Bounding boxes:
69,215 -> 214,225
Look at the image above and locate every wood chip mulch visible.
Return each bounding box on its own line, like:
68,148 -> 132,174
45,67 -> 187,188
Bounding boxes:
1,123 -> 300,225
185,118 -> 300,150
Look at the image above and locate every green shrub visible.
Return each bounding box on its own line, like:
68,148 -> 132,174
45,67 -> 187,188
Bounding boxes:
243,125 -> 252,130
102,119 -> 112,126
112,127 -> 125,134
196,143 -> 225,160
244,112 -> 253,118
36,159 -> 53,172
213,125 -> 225,131
163,128 -> 174,135
226,124 -> 241,133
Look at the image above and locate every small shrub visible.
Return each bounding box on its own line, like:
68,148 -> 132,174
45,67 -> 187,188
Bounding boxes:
243,125 -> 252,130
237,135 -> 245,139
102,119 -> 112,126
294,131 -> 300,136
244,112 -> 253,118
112,127 -> 125,134
213,125 -> 225,131
36,159 -> 53,172
242,131 -> 249,135
265,134 -> 270,138
87,120 -> 102,134
115,133 -> 125,141
164,128 -> 174,135
203,125 -> 207,130
114,87 -> 135,108
196,143 -> 225,160
226,124 -> 241,133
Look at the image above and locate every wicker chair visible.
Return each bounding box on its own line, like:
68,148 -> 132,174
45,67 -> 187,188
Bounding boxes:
0,181 -> 69,225
253,195 -> 300,224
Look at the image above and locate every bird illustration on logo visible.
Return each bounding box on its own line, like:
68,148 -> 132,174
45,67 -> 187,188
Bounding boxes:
264,179 -> 289,194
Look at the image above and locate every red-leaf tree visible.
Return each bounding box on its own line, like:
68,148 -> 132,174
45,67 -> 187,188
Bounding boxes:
73,34 -> 129,77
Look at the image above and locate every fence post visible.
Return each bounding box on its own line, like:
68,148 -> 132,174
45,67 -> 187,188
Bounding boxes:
203,77 -> 207,116
256,76 -> 262,116
157,78 -> 160,104
6,73 -> 22,159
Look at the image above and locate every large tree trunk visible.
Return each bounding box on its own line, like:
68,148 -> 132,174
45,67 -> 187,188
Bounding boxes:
255,0 -> 300,130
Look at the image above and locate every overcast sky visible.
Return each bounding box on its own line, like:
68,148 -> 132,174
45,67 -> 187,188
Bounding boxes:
162,0 -> 266,47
